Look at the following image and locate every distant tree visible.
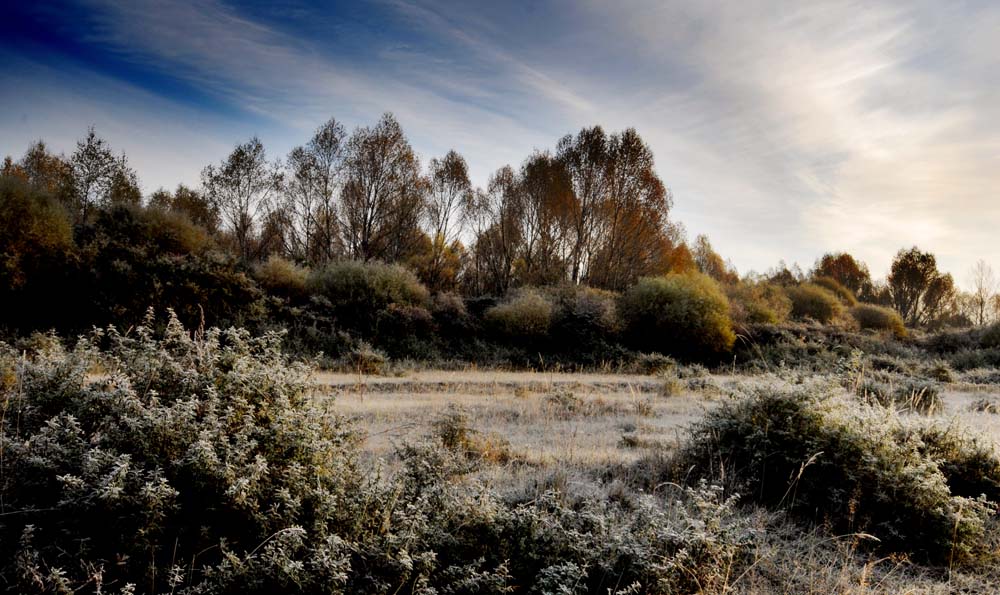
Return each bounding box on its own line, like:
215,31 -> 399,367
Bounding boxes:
3,141 -> 75,206
468,166 -> 523,295
813,252 -> 873,299
588,128 -> 677,289
969,260 -> 997,326
422,150 -> 472,290
556,126 -> 610,284
692,235 -> 738,284
201,137 -> 281,262
514,152 -> 572,286
340,113 -> 426,262
149,184 -> 220,233
767,261 -> 804,286
70,128 -> 140,222
284,117 -> 345,264
887,247 -> 956,326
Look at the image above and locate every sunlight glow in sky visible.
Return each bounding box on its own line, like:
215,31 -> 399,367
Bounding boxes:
2,0 -> 998,284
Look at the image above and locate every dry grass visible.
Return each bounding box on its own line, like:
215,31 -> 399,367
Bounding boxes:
314,367 -> 1000,594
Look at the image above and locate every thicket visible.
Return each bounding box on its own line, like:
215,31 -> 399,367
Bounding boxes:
677,385 -> 1000,563
0,316 -> 762,594
619,273 -> 736,359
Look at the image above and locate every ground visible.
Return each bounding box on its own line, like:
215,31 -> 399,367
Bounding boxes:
313,367 -> 1000,593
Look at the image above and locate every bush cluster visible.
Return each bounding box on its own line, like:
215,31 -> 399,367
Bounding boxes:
0,316 -> 763,594
619,272 -> 736,359
677,385 -> 998,563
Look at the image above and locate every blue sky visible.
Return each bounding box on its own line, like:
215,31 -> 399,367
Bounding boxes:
2,0 -> 999,284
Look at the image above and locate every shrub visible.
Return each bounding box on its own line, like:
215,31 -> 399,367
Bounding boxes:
726,281 -> 792,326
0,315 -> 368,593
0,315 -> 770,593
431,291 -> 471,331
307,261 -> 429,333
856,374 -> 943,414
850,303 -> 907,337
785,283 -> 843,323
678,386 -> 996,562
344,340 -> 389,374
484,287 -> 555,338
374,303 -> 436,358
812,275 -> 857,306
981,323 -> 1000,349
253,255 -> 309,300
952,348 -> 1000,371
619,273 -> 735,359
548,285 -> 620,349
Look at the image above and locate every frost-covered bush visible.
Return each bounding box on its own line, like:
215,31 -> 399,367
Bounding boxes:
0,313 -> 763,594
677,385 -> 997,563
1,313 -> 365,593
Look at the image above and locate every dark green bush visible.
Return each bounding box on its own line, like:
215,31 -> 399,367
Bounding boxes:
548,284 -> 620,350
307,260 -> 429,333
678,386 -> 996,563
484,287 -> 555,338
952,348 -> 1000,371
981,323 -> 1000,349
785,283 -> 843,323
851,303 -> 907,338
253,255 -> 309,301
619,272 -> 735,359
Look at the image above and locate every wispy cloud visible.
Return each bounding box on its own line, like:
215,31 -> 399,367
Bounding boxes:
2,0 -> 998,284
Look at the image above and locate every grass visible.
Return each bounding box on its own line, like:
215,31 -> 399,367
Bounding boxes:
320,366 -> 1000,592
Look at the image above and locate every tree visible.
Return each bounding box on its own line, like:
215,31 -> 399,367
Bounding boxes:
202,137 -> 281,262
556,126 -> 610,284
887,247 -> 955,326
467,166 -> 523,295
588,128 -> 677,289
70,128 -> 140,223
423,150 -> 472,289
813,252 -> 873,299
340,113 -> 426,262
512,152 -> 571,286
692,235 -> 738,284
969,260 -> 997,326
284,118 -> 345,264
3,141 -> 75,206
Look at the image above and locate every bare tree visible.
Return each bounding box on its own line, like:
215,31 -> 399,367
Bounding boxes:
468,166 -> 523,295
202,137 -> 281,262
969,259 -> 997,326
556,126 -> 611,283
284,118 -> 345,263
340,113 -> 426,262
424,150 -> 472,285
70,128 -> 140,223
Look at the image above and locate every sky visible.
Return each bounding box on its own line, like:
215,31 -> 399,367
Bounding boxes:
2,0 -> 998,286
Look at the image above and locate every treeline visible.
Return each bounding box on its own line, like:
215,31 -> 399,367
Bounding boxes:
2,116 -> 999,363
